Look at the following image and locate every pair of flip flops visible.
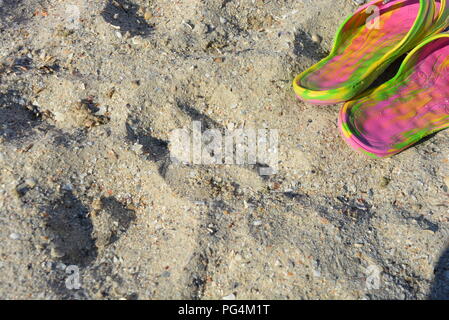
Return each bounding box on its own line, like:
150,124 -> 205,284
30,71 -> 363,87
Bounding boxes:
293,0 -> 449,158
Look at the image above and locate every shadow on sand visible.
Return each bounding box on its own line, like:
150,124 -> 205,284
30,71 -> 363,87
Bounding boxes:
429,246 -> 449,300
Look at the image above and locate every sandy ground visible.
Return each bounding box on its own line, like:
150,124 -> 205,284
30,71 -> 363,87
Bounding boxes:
0,0 -> 448,300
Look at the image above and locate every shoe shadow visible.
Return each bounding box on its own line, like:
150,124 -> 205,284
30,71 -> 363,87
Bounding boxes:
367,54 -> 406,90
429,246 -> 449,300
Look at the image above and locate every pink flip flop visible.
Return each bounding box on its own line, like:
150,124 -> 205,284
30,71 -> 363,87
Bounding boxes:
339,33 -> 449,158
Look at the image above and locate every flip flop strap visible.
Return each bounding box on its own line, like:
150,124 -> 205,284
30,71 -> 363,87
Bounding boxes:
388,0 -> 435,54
431,0 -> 449,34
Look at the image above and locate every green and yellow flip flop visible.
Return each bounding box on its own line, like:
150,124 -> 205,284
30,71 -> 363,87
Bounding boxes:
293,0 -> 449,104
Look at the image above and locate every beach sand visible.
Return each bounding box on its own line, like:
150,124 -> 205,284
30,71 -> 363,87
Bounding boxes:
0,0 -> 448,299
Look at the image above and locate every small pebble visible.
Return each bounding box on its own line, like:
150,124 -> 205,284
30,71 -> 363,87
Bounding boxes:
25,178 -> 36,188
56,263 -> 66,270
144,11 -> 152,21
92,198 -> 103,211
444,176 -> 449,189
223,293 -> 236,300
379,177 -> 391,188
62,183 -> 73,191
9,233 -> 21,240
311,33 -> 321,43
50,247 -> 65,258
